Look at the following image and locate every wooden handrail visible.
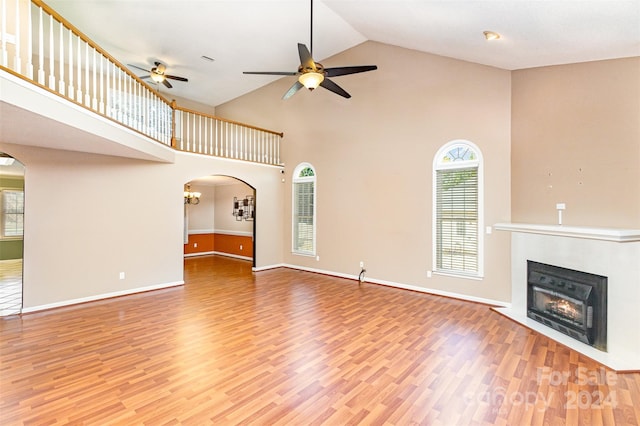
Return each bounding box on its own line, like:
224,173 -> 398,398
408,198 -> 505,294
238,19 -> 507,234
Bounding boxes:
175,106 -> 284,138
34,0 -> 172,107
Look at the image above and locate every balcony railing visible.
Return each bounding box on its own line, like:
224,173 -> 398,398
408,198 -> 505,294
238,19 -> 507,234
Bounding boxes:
0,0 -> 283,165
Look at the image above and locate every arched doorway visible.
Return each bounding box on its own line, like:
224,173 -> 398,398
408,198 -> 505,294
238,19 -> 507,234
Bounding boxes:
183,175 -> 256,267
0,153 -> 25,316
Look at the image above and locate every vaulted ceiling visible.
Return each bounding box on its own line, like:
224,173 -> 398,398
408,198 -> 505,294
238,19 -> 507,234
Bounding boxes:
47,0 -> 640,107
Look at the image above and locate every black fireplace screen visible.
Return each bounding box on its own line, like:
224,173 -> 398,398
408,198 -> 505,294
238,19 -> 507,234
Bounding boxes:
527,261 -> 607,351
530,286 -> 588,328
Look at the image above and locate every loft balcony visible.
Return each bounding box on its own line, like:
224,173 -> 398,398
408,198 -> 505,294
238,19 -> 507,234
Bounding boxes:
0,0 -> 283,165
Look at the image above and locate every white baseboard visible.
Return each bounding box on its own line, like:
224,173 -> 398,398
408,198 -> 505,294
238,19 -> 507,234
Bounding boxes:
21,281 -> 184,314
212,251 -> 252,261
184,250 -> 216,258
184,251 -> 252,261
278,263 -> 510,308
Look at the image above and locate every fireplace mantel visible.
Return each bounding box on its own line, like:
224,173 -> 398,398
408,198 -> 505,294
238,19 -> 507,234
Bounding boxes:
494,223 -> 640,242
494,222 -> 640,371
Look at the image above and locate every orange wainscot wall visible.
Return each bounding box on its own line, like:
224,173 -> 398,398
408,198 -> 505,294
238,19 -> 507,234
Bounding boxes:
184,233 -> 215,255
213,233 -> 253,257
184,233 -> 253,258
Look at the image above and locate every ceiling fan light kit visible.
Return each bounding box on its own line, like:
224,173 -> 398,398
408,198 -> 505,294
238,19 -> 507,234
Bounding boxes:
299,71 -> 324,90
128,61 -> 188,89
483,30 -> 501,41
243,0 -> 377,99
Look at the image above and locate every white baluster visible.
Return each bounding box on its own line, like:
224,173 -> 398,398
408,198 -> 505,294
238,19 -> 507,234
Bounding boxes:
67,27 -> 73,100
13,0 -> 21,73
1,0 -> 7,67
76,34 -> 82,102
91,48 -> 97,110
48,13 -> 54,89
58,21 -> 64,96
99,55 -> 104,114
37,6 -> 44,84
26,0 -> 32,79
84,43 -> 90,106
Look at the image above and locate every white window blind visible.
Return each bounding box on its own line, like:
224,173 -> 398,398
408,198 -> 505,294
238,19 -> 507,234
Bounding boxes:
292,164 -> 316,255
435,167 -> 478,273
2,190 -> 24,237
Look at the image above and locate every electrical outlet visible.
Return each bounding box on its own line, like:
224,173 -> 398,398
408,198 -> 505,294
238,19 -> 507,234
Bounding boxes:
359,261 -> 364,268
194,242 -> 198,248
119,272 -> 125,280
427,270 -> 432,278
240,244 -> 243,250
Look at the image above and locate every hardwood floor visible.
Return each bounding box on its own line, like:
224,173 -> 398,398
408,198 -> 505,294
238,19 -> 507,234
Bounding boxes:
1,255 -> 639,425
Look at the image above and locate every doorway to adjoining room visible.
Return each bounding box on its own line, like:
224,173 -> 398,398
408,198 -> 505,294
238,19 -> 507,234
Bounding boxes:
183,175 -> 256,267
0,153 -> 25,316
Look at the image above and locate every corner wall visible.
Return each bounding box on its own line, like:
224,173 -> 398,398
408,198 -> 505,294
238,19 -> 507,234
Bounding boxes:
511,57 -> 640,228
217,41 -> 513,304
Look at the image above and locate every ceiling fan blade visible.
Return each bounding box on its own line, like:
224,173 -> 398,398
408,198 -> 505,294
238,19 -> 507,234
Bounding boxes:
162,79 -> 173,89
320,78 -> 351,99
165,74 -> 188,82
325,65 -> 378,78
128,64 -> 151,73
298,43 -> 316,71
243,71 -> 298,76
282,81 -> 304,100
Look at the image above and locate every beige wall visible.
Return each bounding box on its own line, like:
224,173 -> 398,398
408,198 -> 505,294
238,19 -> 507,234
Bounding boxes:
0,141 -> 283,311
187,184 -> 216,232
217,41 -> 513,303
214,182 -> 254,234
511,57 -> 640,228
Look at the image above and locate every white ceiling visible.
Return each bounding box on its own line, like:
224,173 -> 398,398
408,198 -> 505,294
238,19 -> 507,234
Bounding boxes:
47,0 -> 640,107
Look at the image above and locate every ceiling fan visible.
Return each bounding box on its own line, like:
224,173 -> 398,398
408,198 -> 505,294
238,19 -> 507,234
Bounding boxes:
128,61 -> 188,88
243,0 -> 377,99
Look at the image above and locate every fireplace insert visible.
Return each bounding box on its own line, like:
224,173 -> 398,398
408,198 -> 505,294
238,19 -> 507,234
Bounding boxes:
527,261 -> 607,351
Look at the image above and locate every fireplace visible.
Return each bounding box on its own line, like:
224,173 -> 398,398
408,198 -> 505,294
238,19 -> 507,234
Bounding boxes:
527,260 -> 607,351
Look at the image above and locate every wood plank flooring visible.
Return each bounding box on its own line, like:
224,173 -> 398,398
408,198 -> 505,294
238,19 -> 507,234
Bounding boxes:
1,255 -> 639,425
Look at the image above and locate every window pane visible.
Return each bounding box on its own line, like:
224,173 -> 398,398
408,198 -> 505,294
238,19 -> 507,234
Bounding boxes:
436,167 -> 478,273
293,181 -> 314,253
2,190 -> 24,237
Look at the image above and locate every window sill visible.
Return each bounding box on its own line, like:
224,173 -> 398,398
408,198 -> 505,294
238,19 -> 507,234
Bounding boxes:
433,270 -> 483,281
292,251 -> 316,258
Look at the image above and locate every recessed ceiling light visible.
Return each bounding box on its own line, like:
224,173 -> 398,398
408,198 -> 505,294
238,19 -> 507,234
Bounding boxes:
201,55 -> 215,62
483,31 -> 501,41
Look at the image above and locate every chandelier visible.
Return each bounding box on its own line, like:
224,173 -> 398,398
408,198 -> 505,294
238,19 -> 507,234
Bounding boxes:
184,184 -> 201,205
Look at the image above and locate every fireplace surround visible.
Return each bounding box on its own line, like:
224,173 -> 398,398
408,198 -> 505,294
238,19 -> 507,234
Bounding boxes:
494,223 -> 640,371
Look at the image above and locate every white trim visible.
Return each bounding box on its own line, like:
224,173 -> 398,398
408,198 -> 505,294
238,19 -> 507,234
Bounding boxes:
213,229 -> 254,237
184,251 -> 252,261
184,250 -> 216,258
292,162 -> 317,256
252,263 -> 286,272
279,263 -> 509,308
188,229 -> 215,235
494,222 -> 640,243
211,251 -> 252,261
432,139 -> 484,278
21,281 -> 184,314
187,229 -> 254,237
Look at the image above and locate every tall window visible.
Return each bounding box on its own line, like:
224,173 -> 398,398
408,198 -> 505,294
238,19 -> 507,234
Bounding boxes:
292,163 -> 316,255
433,141 -> 483,277
2,190 -> 24,237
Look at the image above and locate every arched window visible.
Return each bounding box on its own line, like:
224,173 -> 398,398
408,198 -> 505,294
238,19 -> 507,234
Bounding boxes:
433,141 -> 483,278
292,163 -> 316,255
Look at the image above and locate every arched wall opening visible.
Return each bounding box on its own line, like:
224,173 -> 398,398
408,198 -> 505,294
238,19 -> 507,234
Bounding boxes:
183,175 -> 256,267
0,151 -> 25,316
